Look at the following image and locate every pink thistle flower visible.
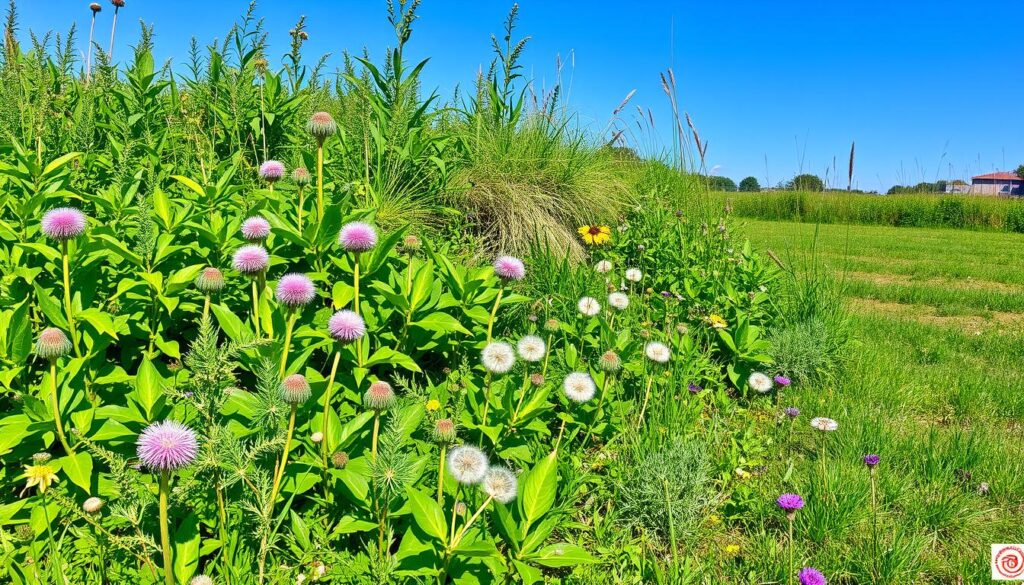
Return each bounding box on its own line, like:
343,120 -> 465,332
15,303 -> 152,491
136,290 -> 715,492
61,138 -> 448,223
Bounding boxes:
275,273 -> 316,307
195,267 -> 225,293
364,380 -> 396,411
338,222 -> 378,252
41,208 -> 88,241
232,245 -> 269,275
280,374 -> 312,404
241,216 -> 271,241
291,167 -> 311,186
35,327 -> 71,360
307,111 -> 337,141
136,420 -> 199,472
493,255 -> 525,281
258,160 -> 286,183
328,310 -> 365,343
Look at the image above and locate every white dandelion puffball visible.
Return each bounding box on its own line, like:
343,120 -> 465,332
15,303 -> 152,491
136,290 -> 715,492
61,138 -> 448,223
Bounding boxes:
577,296 -> 601,317
482,466 -> 518,504
516,335 -> 546,362
563,372 -> 596,403
447,444 -> 489,485
481,342 -> 515,374
810,417 -> 839,432
644,341 -> 671,364
747,372 -> 773,393
608,292 -> 629,311
625,268 -> 643,282
595,260 -> 613,274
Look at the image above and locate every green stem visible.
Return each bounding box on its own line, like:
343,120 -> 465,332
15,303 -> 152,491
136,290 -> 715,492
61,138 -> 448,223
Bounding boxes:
202,294 -> 211,322
158,471 -> 174,585
636,375 -> 654,429
49,361 -> 74,455
61,241 -> 80,357
251,278 -> 261,336
485,287 -> 504,343
788,515 -> 794,585
582,373 -> 612,447
321,350 -> 341,469
279,309 -> 297,378
436,445 -> 447,505
316,145 -> 324,221
41,491 -> 69,585
269,404 -> 297,509
297,186 -> 304,234
353,254 -> 363,367
371,412 -> 381,461
478,372 -> 494,445
870,469 -> 878,585
450,496 -> 493,550
215,473 -> 232,585
665,479 -> 677,568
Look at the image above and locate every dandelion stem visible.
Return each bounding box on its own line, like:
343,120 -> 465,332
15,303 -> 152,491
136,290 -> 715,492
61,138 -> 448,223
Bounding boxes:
485,287 -> 504,343
61,241 -> 80,357
269,404 -> 297,509
321,350 -> 342,468
451,496 -> 494,549
49,360 -> 74,455
582,373 -> 612,447
158,471 -> 175,585
553,419 -> 567,454
541,333 -> 553,377
448,485 -> 461,546
636,376 -> 654,428
478,372 -> 494,445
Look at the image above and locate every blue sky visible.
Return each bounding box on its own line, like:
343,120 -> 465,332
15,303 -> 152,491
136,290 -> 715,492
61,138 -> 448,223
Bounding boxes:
17,1 -> 1024,192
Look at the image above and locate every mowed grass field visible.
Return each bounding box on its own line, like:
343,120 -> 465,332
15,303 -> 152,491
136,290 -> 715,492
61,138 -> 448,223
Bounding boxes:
742,220 -> 1024,583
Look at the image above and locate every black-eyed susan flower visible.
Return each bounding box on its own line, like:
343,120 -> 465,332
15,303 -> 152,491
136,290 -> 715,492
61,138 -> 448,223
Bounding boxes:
578,224 -> 611,246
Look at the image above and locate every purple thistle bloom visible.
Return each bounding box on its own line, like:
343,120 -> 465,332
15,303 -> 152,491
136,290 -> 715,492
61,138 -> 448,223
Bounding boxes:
776,493 -> 805,512
493,255 -> 526,281
259,160 -> 285,182
688,383 -> 703,394
241,216 -> 271,241
137,420 -> 199,472
328,310 -> 365,343
232,245 -> 269,275
338,222 -> 378,252
774,374 -> 792,387
661,291 -> 673,298
863,454 -> 880,468
784,407 -> 800,418
798,567 -> 826,585
41,208 -> 88,241
275,273 -> 316,307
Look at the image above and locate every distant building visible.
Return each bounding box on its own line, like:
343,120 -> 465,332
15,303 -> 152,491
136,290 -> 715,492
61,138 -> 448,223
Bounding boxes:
970,172 -> 1023,196
944,180 -> 970,194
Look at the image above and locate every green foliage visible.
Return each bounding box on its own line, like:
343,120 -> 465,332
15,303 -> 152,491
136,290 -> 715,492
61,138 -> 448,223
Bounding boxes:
706,175 -> 736,191
787,173 -> 825,191
738,176 -> 760,192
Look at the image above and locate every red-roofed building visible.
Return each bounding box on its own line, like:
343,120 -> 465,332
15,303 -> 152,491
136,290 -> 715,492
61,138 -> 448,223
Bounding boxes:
971,172 -> 1023,196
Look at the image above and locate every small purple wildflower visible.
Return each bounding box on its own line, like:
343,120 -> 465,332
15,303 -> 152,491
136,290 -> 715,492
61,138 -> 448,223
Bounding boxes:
493,255 -> 526,281
776,493 -> 804,512
784,407 -> 800,418
136,420 -> 199,472
774,374 -> 792,387
688,383 -> 703,394
338,222 -> 378,252
661,291 -> 673,298
863,454 -> 880,468
259,160 -> 285,182
798,567 -> 826,585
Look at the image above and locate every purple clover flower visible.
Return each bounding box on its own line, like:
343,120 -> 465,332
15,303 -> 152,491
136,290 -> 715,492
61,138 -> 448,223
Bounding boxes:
688,383 -> 703,394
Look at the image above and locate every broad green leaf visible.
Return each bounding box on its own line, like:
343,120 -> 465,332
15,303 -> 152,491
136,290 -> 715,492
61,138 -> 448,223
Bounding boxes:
519,452 -> 557,528
133,358 -> 163,420
60,451 -> 93,492
173,513 -> 200,582
530,542 -> 598,567
412,312 -> 470,336
406,487 -> 447,543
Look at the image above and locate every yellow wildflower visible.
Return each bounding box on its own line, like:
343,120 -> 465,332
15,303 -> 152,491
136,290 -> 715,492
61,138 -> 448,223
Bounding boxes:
707,514 -> 721,526
578,225 -> 611,246
724,543 -> 741,556
425,399 -> 440,412
708,314 -> 727,329
21,464 -> 59,495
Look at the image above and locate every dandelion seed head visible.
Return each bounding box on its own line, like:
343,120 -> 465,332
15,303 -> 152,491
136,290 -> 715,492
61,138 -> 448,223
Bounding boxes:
481,342 -> 515,374
82,496 -> 104,514
311,432 -> 324,444
748,372 -> 773,393
625,268 -> 643,282
189,576 -> 214,585
136,420 -> 199,472
482,466 -> 518,504
563,372 -> 596,403
644,341 -> 671,364
516,335 -> 546,362
595,260 -> 613,273
810,417 -> 839,432
41,208 -> 87,241
608,292 -> 629,311
447,444 -> 488,485
577,296 -> 601,317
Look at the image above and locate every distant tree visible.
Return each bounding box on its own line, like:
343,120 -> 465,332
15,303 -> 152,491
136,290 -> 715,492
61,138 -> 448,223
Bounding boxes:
787,173 -> 824,191
738,176 -> 761,192
1015,164 -> 1024,178
935,180 -> 947,193
707,176 -> 737,192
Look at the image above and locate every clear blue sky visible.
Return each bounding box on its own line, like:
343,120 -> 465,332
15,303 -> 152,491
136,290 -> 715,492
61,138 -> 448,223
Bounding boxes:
16,1 -> 1024,192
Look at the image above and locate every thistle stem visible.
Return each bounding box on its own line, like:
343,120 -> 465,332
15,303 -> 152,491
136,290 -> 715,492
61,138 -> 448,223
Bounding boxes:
49,361 -> 74,455
279,309 -> 297,378
321,350 -> 341,468
870,468 -> 879,584
316,145 -> 324,221
202,294 -> 211,321
353,254 -> 363,367
61,241 -> 80,357
215,473 -> 232,585
269,404 -> 297,508
788,515 -> 794,585
371,412 -> 381,461
158,471 -> 174,585
250,279 -> 261,336
485,287 -> 504,343
108,6 -> 119,59
297,187 -> 304,233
